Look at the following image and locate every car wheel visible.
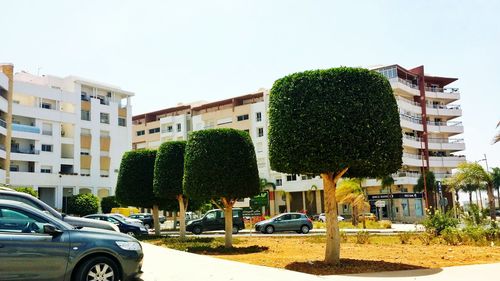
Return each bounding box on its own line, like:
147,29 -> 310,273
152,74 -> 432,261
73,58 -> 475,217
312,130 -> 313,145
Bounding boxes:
265,225 -> 274,234
301,225 -> 310,234
192,226 -> 202,235
126,231 -> 135,237
74,256 -> 119,281
232,226 -> 239,234
144,224 -> 151,229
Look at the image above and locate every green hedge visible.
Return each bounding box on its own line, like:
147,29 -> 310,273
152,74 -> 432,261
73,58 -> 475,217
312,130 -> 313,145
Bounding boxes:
67,193 -> 99,216
101,196 -> 120,213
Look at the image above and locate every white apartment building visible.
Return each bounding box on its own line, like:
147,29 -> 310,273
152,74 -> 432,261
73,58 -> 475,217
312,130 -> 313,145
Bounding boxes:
132,65 -> 466,222
0,64 -> 133,210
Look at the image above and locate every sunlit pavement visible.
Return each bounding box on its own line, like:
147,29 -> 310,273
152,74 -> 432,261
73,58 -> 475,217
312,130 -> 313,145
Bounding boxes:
139,242 -> 500,281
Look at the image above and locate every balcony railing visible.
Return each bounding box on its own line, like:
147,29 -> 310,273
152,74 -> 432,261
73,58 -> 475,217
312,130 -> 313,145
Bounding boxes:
397,97 -> 461,110
403,135 -> 464,144
400,114 -> 463,127
391,77 -> 418,89
0,119 -> 5,128
12,123 -> 40,134
12,147 -> 40,155
392,171 -> 421,178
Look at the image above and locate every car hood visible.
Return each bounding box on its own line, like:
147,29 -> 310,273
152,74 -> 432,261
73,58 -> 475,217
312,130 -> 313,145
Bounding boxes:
255,219 -> 273,225
72,227 -> 139,241
188,218 -> 203,224
64,216 -> 119,232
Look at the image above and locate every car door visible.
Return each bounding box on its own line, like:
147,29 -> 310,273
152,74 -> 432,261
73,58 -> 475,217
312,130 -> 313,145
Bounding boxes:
275,214 -> 292,231
203,211 -> 218,231
0,206 -> 70,281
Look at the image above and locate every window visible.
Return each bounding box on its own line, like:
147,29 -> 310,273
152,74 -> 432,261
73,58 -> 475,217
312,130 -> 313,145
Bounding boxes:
256,112 -> 262,122
10,165 -> 19,172
205,212 -> 216,221
136,130 -> 145,136
286,174 -> 297,181
276,179 -> 282,186
402,199 -> 410,216
0,207 -> 48,233
41,103 -> 52,109
118,117 -> 126,127
81,110 -> 91,121
80,151 -> 90,155
100,113 -> 109,124
149,127 -> 160,134
42,123 -> 52,136
177,123 -> 182,132
167,125 -> 173,132
237,114 -> 249,121
257,128 -> 264,137
41,144 -> 53,152
40,166 -> 52,173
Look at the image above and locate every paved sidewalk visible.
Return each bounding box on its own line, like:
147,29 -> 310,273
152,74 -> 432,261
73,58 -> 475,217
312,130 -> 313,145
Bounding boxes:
139,242 -> 500,281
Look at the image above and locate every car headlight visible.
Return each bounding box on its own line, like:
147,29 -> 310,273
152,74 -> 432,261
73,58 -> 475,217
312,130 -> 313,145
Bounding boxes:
140,227 -> 147,231
111,224 -> 120,232
116,241 -> 142,251
186,220 -> 193,225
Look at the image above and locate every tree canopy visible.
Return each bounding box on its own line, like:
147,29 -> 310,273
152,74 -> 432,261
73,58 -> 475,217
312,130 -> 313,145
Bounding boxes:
184,128 -> 260,201
154,141 -> 186,200
115,149 -> 162,208
414,171 -> 436,193
268,67 -> 402,178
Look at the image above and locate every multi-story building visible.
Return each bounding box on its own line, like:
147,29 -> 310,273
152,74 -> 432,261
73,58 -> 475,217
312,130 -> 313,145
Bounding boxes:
132,65 -> 465,222
0,63 -> 133,210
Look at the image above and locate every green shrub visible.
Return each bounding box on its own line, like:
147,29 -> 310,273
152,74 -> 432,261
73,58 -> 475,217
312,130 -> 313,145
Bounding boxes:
67,193 -> 99,216
441,227 -> 461,246
101,196 -> 120,213
422,210 -> 458,235
356,231 -> 370,244
398,231 -> 412,244
14,187 -> 38,197
486,221 -> 500,241
463,226 -> 488,245
418,232 -> 434,245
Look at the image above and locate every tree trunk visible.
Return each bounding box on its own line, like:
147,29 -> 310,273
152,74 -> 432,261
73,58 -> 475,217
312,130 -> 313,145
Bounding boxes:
478,190 -> 484,209
222,197 -> 235,249
362,213 -> 366,229
172,211 -> 178,230
486,182 -> 496,220
352,206 -> 358,226
177,195 -> 187,240
497,186 -> 500,211
152,204 -> 160,235
389,186 -> 394,221
469,192 -> 473,207
322,168 -> 348,265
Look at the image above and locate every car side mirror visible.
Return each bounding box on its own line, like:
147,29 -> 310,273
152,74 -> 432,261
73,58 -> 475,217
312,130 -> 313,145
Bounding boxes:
43,224 -> 63,236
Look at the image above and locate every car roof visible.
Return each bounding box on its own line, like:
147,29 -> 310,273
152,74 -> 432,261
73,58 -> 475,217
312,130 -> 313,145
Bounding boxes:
0,189 -> 61,218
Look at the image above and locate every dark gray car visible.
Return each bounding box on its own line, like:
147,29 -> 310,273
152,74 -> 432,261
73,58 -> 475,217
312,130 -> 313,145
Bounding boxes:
0,199 -> 143,281
255,213 -> 313,234
0,189 -> 119,232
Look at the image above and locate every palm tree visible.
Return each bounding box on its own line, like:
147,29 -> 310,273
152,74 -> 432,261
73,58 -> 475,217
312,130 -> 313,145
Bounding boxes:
336,179 -> 369,227
493,121 -> 500,144
415,171 -> 437,211
491,167 -> 500,210
378,176 -> 395,220
449,162 -> 496,220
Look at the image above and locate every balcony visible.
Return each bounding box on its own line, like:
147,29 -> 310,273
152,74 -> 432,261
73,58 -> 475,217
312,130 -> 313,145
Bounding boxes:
11,147 -> 39,155
396,97 -> 462,117
427,120 -> 464,134
12,123 -> 40,134
402,152 -> 466,168
425,87 -> 460,101
402,135 -> 465,151
389,77 -> 420,97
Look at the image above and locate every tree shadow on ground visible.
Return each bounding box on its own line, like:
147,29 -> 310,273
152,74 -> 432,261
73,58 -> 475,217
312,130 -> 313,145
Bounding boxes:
187,245 -> 269,255
285,259 -> 441,276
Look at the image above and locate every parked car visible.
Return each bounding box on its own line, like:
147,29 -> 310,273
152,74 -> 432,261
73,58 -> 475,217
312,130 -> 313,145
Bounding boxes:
255,213 -> 313,234
317,213 -> 345,222
0,199 -> 143,281
85,214 -> 148,236
0,189 -> 119,232
358,213 -> 377,221
186,209 -> 244,234
109,213 -> 144,226
129,213 -> 167,229
175,211 -> 199,226
110,207 -> 140,217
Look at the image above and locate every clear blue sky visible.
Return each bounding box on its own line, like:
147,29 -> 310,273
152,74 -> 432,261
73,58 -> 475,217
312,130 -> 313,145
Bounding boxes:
1,0 -> 498,168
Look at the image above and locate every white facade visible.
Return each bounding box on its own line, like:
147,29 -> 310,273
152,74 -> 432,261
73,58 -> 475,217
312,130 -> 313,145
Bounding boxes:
0,68 -> 133,209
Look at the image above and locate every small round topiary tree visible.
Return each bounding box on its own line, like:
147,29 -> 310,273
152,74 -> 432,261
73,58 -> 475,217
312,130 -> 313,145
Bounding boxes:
101,196 -> 120,214
67,193 -> 99,216
116,149 -> 164,234
154,141 -> 190,238
184,129 -> 260,248
269,67 -> 402,264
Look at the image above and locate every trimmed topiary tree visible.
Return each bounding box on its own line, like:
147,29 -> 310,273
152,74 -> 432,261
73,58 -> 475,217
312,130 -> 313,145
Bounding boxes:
154,141 -> 190,239
14,187 -> 38,197
67,193 -> 99,216
269,67 -> 402,264
101,196 -> 120,214
116,149 -> 163,234
184,129 -> 260,248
